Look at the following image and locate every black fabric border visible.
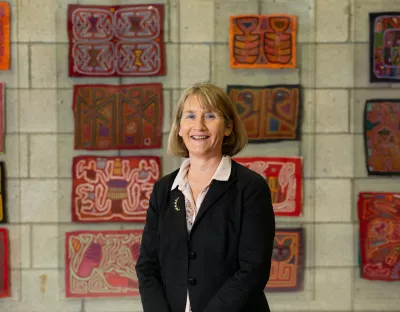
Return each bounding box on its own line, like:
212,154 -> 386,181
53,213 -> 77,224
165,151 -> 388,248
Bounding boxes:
226,84 -> 302,143
369,12 -> 400,83
0,162 -> 6,223
363,99 -> 400,176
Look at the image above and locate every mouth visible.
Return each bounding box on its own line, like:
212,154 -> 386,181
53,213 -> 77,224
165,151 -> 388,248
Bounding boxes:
190,135 -> 210,140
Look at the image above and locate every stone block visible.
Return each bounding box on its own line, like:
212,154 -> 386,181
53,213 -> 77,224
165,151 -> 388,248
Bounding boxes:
315,90 -> 349,133
316,44 -> 354,88
18,0 -> 56,42
21,180 -> 58,222
29,135 -> 58,178
180,44 -> 210,88
32,225 -> 59,268
31,44 -> 57,88
315,179 -> 352,222
19,90 -> 57,133
315,134 -> 353,178
180,0 -> 214,42
316,0 -> 349,42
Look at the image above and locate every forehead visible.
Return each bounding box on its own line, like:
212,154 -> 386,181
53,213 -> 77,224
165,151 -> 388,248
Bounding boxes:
182,95 -> 214,112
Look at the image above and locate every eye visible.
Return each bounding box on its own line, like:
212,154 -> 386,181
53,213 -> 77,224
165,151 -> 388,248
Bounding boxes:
205,112 -> 216,119
184,113 -> 195,119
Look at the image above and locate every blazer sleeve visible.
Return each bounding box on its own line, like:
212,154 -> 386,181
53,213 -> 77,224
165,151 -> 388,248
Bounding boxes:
135,182 -> 171,312
202,176 -> 276,312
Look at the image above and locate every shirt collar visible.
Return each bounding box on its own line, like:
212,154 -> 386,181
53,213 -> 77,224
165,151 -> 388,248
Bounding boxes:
171,156 -> 232,190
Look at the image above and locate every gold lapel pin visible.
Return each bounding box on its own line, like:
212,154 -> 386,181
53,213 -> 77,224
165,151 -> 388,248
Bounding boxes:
174,197 -> 180,211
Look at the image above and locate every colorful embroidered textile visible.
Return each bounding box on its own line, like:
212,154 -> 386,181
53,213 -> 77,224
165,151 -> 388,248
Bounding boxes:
0,162 -> 4,223
68,4 -> 165,77
358,192 -> 400,281
233,157 -> 302,216
0,83 -> 4,153
0,228 -> 9,297
227,85 -> 301,142
265,228 -> 304,291
73,83 -> 163,150
229,14 -> 297,69
72,156 -> 161,222
364,100 -> 400,175
65,230 -> 142,297
0,3 -> 10,70
370,12 -> 400,82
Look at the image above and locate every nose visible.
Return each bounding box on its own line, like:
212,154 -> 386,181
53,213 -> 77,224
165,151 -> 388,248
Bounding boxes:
194,116 -> 206,130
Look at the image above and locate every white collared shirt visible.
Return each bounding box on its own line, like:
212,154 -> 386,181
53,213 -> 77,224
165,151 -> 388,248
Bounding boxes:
170,156 -> 232,312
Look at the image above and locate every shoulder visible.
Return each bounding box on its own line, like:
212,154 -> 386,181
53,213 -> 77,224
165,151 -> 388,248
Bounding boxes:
153,168 -> 180,194
233,161 -> 269,190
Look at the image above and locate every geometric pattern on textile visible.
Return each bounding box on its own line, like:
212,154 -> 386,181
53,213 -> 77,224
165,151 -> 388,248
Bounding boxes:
227,84 -> 301,142
233,157 -> 302,216
364,99 -> 400,175
0,82 -> 4,153
265,228 -> 304,292
73,83 -> 163,150
370,12 -> 400,82
72,156 -> 161,222
65,230 -> 143,297
0,2 -> 10,70
0,162 -> 4,223
358,192 -> 400,281
0,228 -> 9,297
229,14 -> 297,69
68,4 -> 165,77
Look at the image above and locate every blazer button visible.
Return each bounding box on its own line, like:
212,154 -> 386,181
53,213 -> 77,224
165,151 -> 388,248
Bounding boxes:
189,251 -> 197,259
188,277 -> 197,285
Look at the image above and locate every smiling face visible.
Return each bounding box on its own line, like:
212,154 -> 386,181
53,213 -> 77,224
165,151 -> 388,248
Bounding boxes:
178,95 -> 232,159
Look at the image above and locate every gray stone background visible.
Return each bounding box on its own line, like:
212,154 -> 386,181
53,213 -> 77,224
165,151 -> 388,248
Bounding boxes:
0,0 -> 399,311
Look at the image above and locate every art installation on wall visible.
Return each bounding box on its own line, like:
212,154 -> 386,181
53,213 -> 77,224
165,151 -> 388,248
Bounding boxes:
0,83 -> 4,154
233,157 -> 302,216
358,192 -> 400,281
72,156 -> 161,222
0,2 -> 10,70
227,84 -> 301,142
65,230 -> 143,297
0,162 -> 4,223
68,4 -> 165,77
229,14 -> 297,69
265,228 -> 304,291
73,83 -> 163,150
369,12 -> 400,82
0,228 -> 9,297
363,99 -> 400,175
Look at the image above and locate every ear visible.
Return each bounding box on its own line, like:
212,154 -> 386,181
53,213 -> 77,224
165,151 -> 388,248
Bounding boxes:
224,122 -> 233,136
178,126 -> 183,137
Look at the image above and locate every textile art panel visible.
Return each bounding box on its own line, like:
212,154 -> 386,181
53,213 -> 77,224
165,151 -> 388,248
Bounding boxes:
0,2 -> 10,70
370,12 -> 400,82
0,162 -> 4,223
73,83 -> 163,150
227,85 -> 301,142
72,156 -> 161,222
0,83 -> 4,153
65,230 -> 143,297
233,157 -> 302,216
358,192 -> 400,281
0,228 -> 9,297
364,100 -> 400,175
229,14 -> 297,69
265,228 -> 304,291
68,4 -> 165,77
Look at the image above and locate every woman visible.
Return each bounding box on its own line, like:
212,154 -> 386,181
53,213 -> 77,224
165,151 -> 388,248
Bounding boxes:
135,82 -> 275,312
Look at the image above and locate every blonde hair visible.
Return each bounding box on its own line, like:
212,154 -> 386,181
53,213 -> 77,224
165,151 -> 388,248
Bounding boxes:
167,82 -> 248,157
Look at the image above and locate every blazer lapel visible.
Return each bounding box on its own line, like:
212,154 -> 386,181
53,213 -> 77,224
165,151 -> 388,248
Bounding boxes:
170,188 -> 189,243
191,176 -> 237,232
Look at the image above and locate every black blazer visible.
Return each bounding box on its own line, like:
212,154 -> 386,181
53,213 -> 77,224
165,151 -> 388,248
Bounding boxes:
136,160 -> 275,312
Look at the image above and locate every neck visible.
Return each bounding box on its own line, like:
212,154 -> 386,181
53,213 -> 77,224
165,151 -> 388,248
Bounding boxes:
187,153 -> 223,180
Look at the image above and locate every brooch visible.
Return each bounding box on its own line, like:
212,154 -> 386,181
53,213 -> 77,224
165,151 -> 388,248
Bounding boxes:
174,197 -> 180,211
